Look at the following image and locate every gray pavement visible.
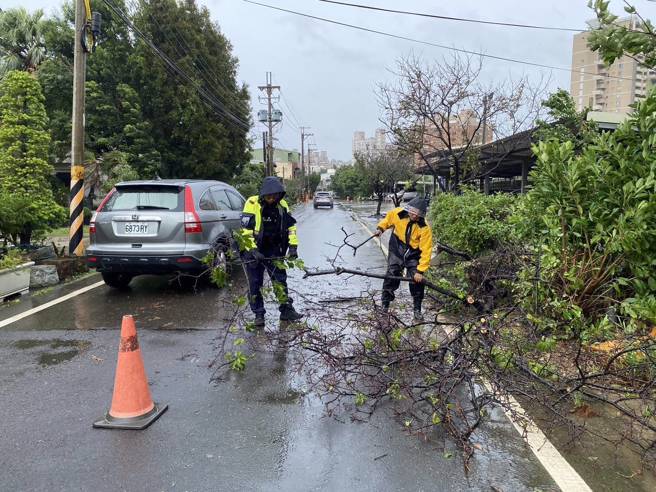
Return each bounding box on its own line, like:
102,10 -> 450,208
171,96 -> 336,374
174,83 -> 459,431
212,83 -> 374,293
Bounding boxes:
0,202 -> 557,491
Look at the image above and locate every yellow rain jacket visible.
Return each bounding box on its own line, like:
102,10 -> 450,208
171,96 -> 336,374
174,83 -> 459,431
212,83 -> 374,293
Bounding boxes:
377,207 -> 433,272
240,197 -> 298,252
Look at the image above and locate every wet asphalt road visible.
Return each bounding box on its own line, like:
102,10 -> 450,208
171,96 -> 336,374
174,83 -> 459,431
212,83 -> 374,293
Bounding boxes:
0,202 -> 558,491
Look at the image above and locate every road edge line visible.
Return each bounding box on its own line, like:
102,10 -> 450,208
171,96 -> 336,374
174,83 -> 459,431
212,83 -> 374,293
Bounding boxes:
0,280 -> 105,329
354,214 -> 592,492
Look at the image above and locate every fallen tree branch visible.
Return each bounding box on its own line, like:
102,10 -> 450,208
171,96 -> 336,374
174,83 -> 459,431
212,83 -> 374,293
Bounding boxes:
303,266 -> 482,310
436,241 -> 472,261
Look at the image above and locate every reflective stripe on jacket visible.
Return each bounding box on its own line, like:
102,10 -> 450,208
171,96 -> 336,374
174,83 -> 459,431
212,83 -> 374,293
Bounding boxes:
240,196 -> 298,251
377,207 -> 433,272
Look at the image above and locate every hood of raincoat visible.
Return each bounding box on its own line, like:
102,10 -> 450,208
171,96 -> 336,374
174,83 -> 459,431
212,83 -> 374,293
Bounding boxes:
403,197 -> 428,218
259,176 -> 286,199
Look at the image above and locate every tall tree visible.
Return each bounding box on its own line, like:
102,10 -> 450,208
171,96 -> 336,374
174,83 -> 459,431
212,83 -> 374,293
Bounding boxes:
0,8 -> 47,77
132,0 -> 251,180
0,71 -> 64,245
534,89 -> 597,148
331,165 -> 362,199
378,53 -> 545,193
355,149 -> 413,216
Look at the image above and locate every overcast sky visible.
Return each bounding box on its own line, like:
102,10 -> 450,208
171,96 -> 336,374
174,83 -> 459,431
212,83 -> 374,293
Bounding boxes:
10,0 -> 656,161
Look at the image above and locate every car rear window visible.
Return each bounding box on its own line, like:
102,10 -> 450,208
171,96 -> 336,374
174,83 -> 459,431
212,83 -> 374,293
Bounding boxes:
102,186 -> 183,212
316,192 -> 331,197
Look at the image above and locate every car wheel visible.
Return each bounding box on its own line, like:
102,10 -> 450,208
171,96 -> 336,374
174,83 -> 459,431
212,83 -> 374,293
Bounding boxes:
102,272 -> 133,289
313,205 -> 318,209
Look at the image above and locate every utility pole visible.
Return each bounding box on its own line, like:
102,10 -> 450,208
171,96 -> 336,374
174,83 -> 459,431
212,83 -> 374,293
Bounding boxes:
300,127 -> 313,199
262,131 -> 268,168
69,0 -> 91,257
258,72 -> 280,176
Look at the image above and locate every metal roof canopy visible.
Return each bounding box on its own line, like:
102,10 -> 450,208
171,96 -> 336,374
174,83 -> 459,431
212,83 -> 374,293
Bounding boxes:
415,128 -> 535,180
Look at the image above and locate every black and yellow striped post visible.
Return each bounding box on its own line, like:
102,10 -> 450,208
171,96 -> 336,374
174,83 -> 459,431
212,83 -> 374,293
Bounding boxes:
69,165 -> 85,256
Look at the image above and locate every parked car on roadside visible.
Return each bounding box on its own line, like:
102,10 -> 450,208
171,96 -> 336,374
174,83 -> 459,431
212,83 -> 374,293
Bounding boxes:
401,190 -> 418,202
313,191 -> 334,209
87,179 -> 245,288
386,189 -> 418,202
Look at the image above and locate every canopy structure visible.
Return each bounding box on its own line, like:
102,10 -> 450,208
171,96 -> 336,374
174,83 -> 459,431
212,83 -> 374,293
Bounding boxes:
415,128 -> 536,194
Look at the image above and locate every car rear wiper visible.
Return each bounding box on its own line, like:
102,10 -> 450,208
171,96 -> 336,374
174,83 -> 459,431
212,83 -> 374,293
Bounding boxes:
136,205 -> 171,210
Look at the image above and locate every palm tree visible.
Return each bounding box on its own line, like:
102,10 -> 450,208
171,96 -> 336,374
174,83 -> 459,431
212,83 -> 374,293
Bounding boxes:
0,8 -> 47,77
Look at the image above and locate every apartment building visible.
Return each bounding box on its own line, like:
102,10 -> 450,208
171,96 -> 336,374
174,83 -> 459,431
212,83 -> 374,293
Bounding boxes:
571,16 -> 656,113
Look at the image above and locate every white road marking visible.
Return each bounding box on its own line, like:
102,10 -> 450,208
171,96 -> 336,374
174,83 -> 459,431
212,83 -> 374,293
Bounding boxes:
354,212 -> 592,492
0,280 -> 105,329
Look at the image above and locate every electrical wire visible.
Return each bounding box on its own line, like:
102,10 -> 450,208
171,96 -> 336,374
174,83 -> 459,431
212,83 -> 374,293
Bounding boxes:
319,0 -> 582,32
103,0 -> 251,131
279,90 -> 304,129
242,0 -> 637,82
127,0 -> 246,112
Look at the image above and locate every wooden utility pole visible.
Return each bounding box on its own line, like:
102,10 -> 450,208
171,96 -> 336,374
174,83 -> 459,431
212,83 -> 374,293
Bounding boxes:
69,0 -> 88,257
262,131 -> 268,168
258,72 -> 280,176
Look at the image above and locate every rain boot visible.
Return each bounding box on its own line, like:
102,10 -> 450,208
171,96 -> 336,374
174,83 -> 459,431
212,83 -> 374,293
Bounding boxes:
413,299 -> 424,322
254,313 -> 265,328
280,305 -> 303,321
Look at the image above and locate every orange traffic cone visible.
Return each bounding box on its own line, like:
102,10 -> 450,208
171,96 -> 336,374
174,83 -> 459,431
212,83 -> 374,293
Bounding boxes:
93,315 -> 167,430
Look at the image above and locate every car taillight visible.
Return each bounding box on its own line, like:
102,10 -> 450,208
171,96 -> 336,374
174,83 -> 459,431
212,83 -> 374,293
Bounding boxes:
184,185 -> 202,234
89,212 -> 98,234
90,188 -> 115,235
87,256 -> 97,263
176,257 -> 194,263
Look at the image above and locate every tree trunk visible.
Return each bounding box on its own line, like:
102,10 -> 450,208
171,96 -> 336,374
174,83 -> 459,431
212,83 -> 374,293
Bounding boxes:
376,194 -> 384,216
453,158 -> 461,193
19,225 -> 32,247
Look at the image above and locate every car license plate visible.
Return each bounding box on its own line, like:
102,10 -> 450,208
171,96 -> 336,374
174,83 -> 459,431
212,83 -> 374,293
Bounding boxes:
124,223 -> 148,234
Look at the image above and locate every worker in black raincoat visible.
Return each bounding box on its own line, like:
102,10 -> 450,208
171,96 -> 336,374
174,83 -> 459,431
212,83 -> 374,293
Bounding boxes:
239,177 -> 303,327
374,197 -> 433,321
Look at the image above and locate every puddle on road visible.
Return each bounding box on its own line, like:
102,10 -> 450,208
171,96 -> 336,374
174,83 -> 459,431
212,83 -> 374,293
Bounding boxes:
13,339 -> 50,350
38,349 -> 80,366
13,339 -> 92,367
261,388 -> 304,405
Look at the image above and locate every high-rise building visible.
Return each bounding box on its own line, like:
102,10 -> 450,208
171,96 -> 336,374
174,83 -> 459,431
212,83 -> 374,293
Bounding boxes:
352,128 -> 390,157
571,16 -> 656,113
352,131 -> 365,156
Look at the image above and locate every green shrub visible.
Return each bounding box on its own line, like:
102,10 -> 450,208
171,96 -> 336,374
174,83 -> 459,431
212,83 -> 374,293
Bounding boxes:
428,187 -> 518,256
518,88 -> 656,334
0,249 -> 27,270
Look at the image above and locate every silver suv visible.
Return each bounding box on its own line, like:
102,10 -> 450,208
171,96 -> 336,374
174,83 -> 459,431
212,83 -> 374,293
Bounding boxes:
87,179 -> 245,288
313,191 -> 334,209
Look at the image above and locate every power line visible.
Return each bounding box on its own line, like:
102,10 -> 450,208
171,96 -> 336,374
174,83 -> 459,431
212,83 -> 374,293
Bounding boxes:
103,0 -> 251,131
242,0 -> 636,82
127,0 -> 246,112
319,0 -> 582,32
279,90 -> 303,129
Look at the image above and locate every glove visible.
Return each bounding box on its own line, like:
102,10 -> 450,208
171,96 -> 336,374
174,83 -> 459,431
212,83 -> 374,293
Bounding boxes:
248,250 -> 265,264
287,245 -> 298,259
